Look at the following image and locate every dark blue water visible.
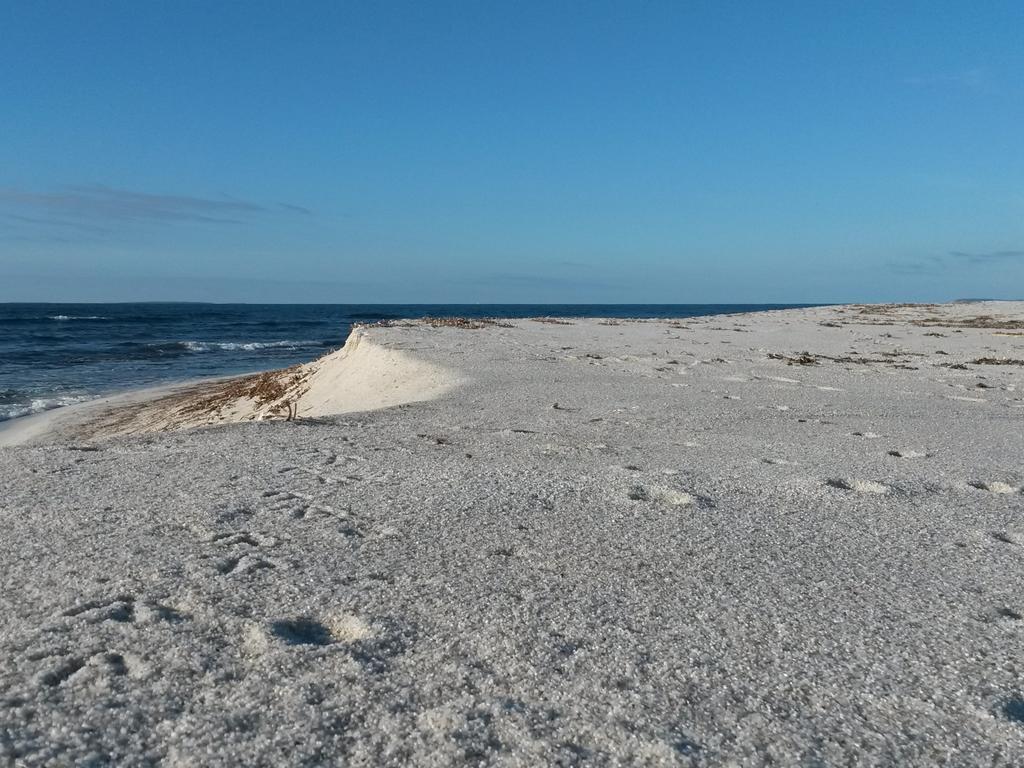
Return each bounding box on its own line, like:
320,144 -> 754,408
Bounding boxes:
0,303 -> 814,422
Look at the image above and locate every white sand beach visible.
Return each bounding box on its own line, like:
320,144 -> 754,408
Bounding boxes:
2,302 -> 1024,765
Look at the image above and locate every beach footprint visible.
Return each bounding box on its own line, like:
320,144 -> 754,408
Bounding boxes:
215,553 -> 282,576
968,480 -> 1021,495
826,478 -> 890,495
989,531 -> 1021,546
888,449 -> 928,459
261,488 -> 339,519
628,484 -> 697,507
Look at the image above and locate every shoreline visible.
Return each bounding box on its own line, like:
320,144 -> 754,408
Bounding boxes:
0,325 -> 462,447
0,303 -> 827,428
0,307 -> 814,448
0,372 -> 258,447
4,300 -> 1024,449
0,308 -> 802,448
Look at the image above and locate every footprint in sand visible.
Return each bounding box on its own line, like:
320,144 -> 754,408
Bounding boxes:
261,488 -> 338,519
59,593 -> 186,628
35,651 -> 149,688
990,531 -> 1021,546
983,606 -> 1024,623
209,530 -> 277,548
215,553 -> 281,576
969,481 -> 1021,494
826,478 -> 890,495
61,595 -> 136,624
248,613 -> 406,674
888,449 -> 928,459
34,657 -> 88,688
268,618 -> 335,646
628,484 -> 696,507
626,485 -> 649,501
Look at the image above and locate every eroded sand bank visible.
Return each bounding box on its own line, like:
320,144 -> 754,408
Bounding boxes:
1,302 -> 1023,765
0,327 -> 460,446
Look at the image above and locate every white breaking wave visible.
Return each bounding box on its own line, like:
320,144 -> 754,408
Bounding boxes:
0,394 -> 94,421
180,340 -> 319,352
48,315 -> 109,321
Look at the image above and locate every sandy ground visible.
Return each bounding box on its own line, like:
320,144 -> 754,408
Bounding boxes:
1,302 -> 1023,766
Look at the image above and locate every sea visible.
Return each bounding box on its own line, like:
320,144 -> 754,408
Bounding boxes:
0,303 -> 815,422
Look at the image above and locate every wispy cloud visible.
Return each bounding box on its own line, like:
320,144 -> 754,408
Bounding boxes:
949,250 -> 1024,264
278,202 -> 312,215
0,185 -> 311,230
463,273 -> 614,291
2,212 -> 111,235
902,67 -> 996,95
886,261 -> 940,276
888,249 -> 1024,275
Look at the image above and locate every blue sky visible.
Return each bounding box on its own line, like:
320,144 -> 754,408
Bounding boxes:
1,1 -> 1022,303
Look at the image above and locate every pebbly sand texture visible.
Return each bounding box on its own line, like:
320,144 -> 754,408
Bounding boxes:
1,302 -> 1023,766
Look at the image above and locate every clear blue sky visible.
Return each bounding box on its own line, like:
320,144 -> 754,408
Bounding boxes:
2,1 -> 1022,303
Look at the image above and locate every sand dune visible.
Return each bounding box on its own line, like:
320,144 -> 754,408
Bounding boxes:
0,327 -> 460,446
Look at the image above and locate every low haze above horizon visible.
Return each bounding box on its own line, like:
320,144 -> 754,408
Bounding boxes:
2,1 -> 1022,304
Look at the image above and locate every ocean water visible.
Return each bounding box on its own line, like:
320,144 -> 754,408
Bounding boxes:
0,303 -> 814,422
